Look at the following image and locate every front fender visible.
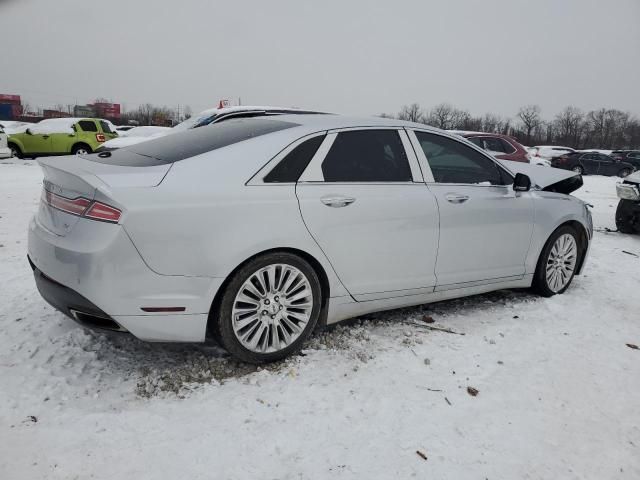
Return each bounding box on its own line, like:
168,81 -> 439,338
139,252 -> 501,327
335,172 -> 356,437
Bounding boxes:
525,192 -> 591,275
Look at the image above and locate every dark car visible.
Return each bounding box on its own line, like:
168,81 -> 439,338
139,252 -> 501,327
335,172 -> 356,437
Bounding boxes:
611,150 -> 640,170
552,152 -> 634,177
459,132 -> 530,163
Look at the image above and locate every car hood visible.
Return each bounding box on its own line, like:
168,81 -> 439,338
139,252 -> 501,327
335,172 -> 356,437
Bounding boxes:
624,171 -> 640,184
499,159 -> 583,194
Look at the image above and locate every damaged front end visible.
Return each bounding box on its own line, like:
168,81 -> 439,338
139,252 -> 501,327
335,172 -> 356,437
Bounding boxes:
499,160 -> 583,194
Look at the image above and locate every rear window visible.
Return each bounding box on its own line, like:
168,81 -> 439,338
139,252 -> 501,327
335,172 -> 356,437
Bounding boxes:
87,118 -> 298,166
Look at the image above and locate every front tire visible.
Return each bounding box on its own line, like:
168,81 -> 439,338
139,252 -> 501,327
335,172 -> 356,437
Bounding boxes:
213,252 -> 322,363
618,168 -> 631,178
533,225 -> 581,297
616,199 -> 640,234
572,165 -> 584,175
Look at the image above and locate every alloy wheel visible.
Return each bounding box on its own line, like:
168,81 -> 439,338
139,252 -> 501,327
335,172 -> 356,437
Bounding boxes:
231,264 -> 314,353
545,233 -> 578,292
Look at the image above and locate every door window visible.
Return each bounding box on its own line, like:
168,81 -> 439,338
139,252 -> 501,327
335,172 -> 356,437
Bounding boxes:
500,139 -> 517,154
483,137 -> 508,153
78,121 -> 98,132
321,130 -> 412,182
415,131 -> 508,185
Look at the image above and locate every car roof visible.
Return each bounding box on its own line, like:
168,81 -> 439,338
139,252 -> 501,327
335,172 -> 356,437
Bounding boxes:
273,113 -> 446,133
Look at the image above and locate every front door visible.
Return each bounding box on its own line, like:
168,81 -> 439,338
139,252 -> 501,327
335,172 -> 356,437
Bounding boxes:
296,129 -> 439,299
580,153 -> 600,174
410,130 -> 534,288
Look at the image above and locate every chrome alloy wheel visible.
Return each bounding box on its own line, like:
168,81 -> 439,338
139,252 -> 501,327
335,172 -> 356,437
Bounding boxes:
545,233 -> 578,292
231,264 -> 314,353
75,148 -> 88,155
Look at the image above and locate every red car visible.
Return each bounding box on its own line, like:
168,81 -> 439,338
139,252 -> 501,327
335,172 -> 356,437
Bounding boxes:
452,131 -> 530,163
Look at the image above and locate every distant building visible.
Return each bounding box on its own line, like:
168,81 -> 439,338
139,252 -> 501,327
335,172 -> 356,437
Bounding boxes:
43,109 -> 71,119
74,105 -> 96,117
0,94 -> 23,120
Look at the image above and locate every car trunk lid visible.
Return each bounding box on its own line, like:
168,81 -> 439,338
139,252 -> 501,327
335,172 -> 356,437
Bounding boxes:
37,154 -> 171,236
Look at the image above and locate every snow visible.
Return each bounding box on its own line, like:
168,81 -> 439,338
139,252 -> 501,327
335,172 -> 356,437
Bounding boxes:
101,126 -> 172,149
1,161 -> 639,479
117,126 -> 172,138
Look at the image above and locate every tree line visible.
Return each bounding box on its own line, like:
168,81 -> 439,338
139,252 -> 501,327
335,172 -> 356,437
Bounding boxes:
384,103 -> 640,150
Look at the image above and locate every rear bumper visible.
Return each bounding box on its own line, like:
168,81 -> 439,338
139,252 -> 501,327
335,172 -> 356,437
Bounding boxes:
28,214 -> 221,342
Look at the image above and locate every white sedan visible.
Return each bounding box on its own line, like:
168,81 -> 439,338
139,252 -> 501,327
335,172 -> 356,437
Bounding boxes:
28,115 -> 592,363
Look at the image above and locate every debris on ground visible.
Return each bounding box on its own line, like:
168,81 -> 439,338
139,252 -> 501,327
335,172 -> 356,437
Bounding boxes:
416,450 -> 428,461
421,315 -> 435,324
626,343 -> 639,350
467,387 -> 479,397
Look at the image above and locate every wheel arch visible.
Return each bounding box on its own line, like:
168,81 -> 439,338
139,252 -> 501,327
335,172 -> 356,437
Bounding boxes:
71,142 -> 92,154
206,247 -> 331,335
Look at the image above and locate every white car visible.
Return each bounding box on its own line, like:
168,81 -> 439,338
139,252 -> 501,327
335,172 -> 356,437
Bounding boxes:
99,126 -> 172,150
28,115 -> 592,363
533,145 -> 576,160
0,124 -> 12,158
96,105 -> 322,151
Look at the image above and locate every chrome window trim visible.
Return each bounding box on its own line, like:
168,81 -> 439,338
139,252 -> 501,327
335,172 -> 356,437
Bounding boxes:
408,128 -> 514,187
298,127 -> 423,184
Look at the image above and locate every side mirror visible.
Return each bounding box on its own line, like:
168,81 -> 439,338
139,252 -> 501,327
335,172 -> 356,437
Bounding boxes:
513,173 -> 531,192
26,128 -> 33,135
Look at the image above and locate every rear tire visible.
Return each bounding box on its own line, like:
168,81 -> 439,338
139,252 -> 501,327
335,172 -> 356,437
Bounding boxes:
533,225 -> 581,297
572,165 -> 584,175
8,143 -> 22,159
72,144 -> 92,155
618,168 -> 631,178
213,252 -> 322,363
616,200 -> 640,234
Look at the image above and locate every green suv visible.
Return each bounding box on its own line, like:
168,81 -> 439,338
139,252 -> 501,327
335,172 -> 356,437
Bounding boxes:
8,118 -> 117,158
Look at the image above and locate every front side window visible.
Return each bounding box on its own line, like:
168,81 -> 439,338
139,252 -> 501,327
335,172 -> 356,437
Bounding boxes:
500,139 -> 517,154
415,131 -> 508,185
78,120 -> 98,132
99,121 -> 113,133
321,130 -> 412,182
629,152 -> 640,159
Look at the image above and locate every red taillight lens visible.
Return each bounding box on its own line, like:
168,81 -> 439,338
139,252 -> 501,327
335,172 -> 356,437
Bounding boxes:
84,202 -> 122,222
43,190 -> 91,216
96,133 -> 106,142
42,190 -> 121,223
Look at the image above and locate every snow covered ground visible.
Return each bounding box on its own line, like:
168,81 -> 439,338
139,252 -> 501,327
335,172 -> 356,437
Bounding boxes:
1,160 -> 639,479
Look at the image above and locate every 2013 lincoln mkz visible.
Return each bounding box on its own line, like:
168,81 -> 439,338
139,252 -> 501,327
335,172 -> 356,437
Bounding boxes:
28,115 -> 592,363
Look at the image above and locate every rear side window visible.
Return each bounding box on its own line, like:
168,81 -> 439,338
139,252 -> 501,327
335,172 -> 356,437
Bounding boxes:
89,118 -> 298,166
321,130 -> 412,182
500,139 -> 517,154
483,137 -> 507,153
78,120 -> 98,132
264,135 -> 326,183
415,131 -> 507,185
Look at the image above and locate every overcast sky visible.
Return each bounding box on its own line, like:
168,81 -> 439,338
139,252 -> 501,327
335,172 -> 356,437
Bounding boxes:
1,0 -> 639,119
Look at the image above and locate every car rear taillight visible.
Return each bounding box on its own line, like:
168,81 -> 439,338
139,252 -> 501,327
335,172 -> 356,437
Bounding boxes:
42,190 -> 121,223
96,133 -> 106,142
84,202 -> 122,222
44,190 -> 91,216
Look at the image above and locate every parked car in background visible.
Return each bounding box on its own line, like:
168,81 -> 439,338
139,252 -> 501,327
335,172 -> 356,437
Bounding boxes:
611,150 -> 640,170
114,125 -> 136,133
0,120 -> 33,132
96,105 -> 323,152
8,118 -> 118,158
449,131 -> 530,163
0,124 -> 12,159
615,170 -> 640,233
552,152 -> 634,177
99,126 -> 171,150
533,145 -> 576,160
28,115 -> 591,363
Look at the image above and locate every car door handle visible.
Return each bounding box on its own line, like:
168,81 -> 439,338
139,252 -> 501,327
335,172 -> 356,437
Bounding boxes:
321,195 -> 356,208
445,194 -> 470,204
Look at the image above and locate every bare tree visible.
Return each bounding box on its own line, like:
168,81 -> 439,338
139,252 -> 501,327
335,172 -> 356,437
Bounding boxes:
517,105 -> 542,144
397,103 -> 424,123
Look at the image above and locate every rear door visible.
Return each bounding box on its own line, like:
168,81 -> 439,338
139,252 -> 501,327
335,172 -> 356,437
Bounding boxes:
580,153 -> 600,173
296,128 -> 440,300
595,154 -> 617,175
409,130 -> 534,288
